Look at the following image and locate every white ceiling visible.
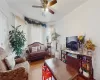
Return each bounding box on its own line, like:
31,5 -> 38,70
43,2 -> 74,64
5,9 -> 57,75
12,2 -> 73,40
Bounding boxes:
6,0 -> 87,22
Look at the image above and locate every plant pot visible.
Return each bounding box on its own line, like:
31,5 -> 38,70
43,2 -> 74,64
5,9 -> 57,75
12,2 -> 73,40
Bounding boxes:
15,56 -> 21,59
87,50 -> 93,56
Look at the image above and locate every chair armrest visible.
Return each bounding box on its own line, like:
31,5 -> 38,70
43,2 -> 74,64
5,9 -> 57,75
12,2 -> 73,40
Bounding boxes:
0,67 -> 28,80
26,49 -> 30,54
15,57 -> 26,64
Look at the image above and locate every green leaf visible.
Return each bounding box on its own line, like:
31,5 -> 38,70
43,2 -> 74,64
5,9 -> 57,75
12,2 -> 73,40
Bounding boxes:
9,25 -> 26,56
51,32 -> 60,41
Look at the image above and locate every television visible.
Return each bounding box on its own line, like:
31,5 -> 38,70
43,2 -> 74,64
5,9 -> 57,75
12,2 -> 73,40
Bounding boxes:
66,36 -> 78,51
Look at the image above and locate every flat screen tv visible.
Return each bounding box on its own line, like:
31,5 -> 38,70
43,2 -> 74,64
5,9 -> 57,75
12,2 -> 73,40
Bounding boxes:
66,36 -> 78,51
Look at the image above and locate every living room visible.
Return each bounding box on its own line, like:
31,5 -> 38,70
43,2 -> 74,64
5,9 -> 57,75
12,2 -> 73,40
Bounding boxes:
0,0 -> 100,80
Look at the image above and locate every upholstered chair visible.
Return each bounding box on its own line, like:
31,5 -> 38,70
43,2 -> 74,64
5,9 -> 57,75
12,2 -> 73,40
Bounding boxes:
0,47 -> 31,80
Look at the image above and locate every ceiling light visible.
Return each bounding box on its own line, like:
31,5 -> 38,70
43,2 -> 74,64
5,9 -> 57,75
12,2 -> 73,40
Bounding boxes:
46,8 -> 49,12
48,0 -> 53,2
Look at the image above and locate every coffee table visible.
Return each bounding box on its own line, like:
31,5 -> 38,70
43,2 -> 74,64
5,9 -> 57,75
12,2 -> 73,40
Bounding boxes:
44,58 -> 78,80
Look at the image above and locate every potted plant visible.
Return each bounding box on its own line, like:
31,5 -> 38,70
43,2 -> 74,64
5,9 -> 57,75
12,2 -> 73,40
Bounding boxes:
51,32 -> 60,51
78,35 -> 85,44
9,25 -> 26,58
78,35 -> 85,53
85,39 -> 95,51
85,39 -> 96,55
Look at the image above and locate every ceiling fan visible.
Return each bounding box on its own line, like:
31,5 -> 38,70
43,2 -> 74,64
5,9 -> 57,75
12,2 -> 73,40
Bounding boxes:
32,0 -> 57,14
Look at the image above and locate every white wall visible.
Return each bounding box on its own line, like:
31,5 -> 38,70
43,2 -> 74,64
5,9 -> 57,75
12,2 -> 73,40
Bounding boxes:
0,0 -> 14,26
55,0 -> 100,79
0,0 -> 15,53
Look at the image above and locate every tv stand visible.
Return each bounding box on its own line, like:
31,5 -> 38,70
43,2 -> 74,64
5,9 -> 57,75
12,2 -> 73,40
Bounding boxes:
61,49 -> 94,80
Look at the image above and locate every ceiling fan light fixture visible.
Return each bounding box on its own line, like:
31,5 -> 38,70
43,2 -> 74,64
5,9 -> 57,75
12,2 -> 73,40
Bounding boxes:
32,0 -> 55,15
46,8 -> 49,12
48,0 -> 57,6
47,0 -> 53,2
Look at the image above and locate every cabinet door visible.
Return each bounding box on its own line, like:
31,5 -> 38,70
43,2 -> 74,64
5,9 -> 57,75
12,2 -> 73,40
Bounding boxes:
66,55 -> 80,71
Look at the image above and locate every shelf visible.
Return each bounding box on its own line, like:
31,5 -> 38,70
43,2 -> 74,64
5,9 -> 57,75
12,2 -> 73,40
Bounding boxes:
61,49 -> 94,80
62,49 -> 92,57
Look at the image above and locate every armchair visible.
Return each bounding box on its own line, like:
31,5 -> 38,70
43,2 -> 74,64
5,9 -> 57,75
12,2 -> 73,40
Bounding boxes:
0,67 -> 28,80
0,47 -> 31,80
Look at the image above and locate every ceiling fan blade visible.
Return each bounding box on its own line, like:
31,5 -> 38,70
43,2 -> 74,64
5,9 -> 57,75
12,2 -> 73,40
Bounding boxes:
48,0 -> 57,6
48,8 -> 55,14
32,5 -> 43,8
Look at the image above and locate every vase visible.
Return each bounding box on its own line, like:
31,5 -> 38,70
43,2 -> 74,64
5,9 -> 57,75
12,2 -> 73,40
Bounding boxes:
78,43 -> 84,54
83,48 -> 88,55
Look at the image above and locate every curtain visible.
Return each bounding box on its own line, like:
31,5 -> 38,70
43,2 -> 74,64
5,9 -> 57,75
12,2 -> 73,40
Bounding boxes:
0,11 -> 8,49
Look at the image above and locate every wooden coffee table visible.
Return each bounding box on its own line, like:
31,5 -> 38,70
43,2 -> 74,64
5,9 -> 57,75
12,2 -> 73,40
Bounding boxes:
44,58 -> 78,80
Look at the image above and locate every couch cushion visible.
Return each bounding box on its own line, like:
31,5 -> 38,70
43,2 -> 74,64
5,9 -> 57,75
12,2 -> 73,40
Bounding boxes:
30,50 -> 45,54
0,60 -> 7,72
29,51 -> 48,57
14,61 -> 30,73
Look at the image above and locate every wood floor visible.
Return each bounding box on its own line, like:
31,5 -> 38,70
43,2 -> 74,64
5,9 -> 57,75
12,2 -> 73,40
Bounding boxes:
30,59 -> 44,80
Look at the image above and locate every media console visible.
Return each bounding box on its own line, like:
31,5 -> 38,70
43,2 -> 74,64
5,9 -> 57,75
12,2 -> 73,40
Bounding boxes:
61,49 -> 94,80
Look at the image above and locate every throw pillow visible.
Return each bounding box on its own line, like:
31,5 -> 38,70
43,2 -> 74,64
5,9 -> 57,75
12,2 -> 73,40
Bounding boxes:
41,45 -> 45,51
4,54 -> 15,70
32,47 -> 37,52
37,46 -> 40,51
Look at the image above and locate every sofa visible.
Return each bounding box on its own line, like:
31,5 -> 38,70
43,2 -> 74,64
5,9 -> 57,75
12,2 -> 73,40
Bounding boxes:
26,42 -> 49,62
0,47 -> 31,80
